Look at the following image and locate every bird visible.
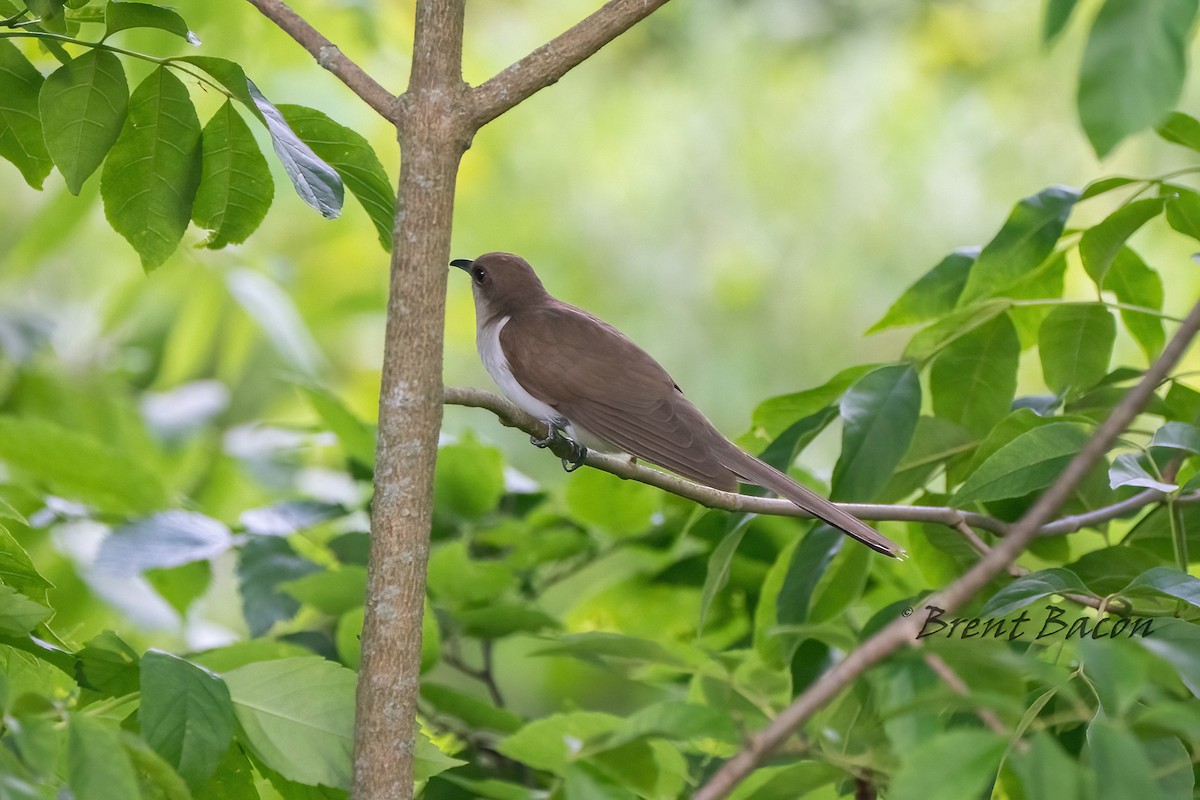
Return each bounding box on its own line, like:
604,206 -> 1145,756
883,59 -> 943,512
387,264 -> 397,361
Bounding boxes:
451,252 -> 902,558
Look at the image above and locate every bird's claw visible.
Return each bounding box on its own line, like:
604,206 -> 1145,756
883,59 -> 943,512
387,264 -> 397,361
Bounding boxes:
529,431 -> 555,448
561,442 -> 588,473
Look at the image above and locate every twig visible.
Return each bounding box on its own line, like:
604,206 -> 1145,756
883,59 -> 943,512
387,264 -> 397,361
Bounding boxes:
920,652 -> 1009,738
243,0 -> 399,122
470,0 -> 671,126
443,386 -> 1197,539
692,296 -> 1200,800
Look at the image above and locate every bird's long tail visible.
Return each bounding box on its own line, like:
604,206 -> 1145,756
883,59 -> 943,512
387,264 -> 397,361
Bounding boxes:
720,447 -> 905,558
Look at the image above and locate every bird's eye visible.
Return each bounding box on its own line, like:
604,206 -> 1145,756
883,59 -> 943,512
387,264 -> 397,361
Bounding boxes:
472,267 -> 486,284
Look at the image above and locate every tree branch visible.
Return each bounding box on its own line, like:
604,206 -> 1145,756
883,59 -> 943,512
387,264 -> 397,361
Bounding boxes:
243,0 -> 400,122
691,295 -> 1200,800
469,0 -> 671,127
443,386 -> 1196,539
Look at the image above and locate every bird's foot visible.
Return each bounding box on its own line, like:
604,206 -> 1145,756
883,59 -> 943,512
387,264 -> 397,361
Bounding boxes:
561,441 -> 588,472
529,425 -> 557,448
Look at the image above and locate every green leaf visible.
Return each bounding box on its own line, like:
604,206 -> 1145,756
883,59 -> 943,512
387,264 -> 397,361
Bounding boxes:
247,82 -> 342,219
67,715 -> 141,800
0,40 -> 52,189
239,500 -> 343,537
1151,422 -> 1200,455
1138,619 -> 1200,697
1157,111 -> 1200,152
104,1 -> 197,43
0,524 -> 52,598
140,650 -> 235,788
930,312 -> 1019,437
954,422 -> 1090,505
96,511 -> 232,576
868,248 -> 973,331
434,436 -> 505,520
0,416 -> 167,514
456,604 -> 559,638
420,683 -> 523,734
172,55 -> 256,111
531,632 -> 694,669
1009,732 -> 1081,800
1164,184 -> 1200,241
1077,0 -> 1198,157
192,100 -> 273,248
565,468 -> 659,537
1122,567 -> 1200,610
602,701 -> 739,749
904,298 -> 1012,361
890,729 -> 1007,800
880,416 -> 976,502
832,364 -> 921,501
76,630 -> 140,697
775,527 -> 841,628
1038,304 -> 1116,395
278,104 -> 395,251
0,584 -> 50,636
1105,248 -> 1164,360
300,385 -> 376,467
1080,175 -> 1140,200
39,48 -> 128,194
958,186 -> 1078,304
236,537 -> 321,637
1079,197 -> 1165,287
414,727 -> 467,783
1042,0 -> 1079,43
426,540 -> 515,608
979,568 -> 1092,616
751,364 -> 874,439
496,711 -> 621,774
101,66 -> 202,270
279,566 -> 366,615
223,657 -> 355,790
1085,719 -> 1168,800
1109,453 -> 1176,492
698,514 -> 751,634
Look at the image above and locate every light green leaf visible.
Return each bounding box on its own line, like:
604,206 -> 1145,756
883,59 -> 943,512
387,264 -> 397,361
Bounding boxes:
1109,453 -> 1176,492
1085,719 -> 1168,800
435,436 -> 506,520
104,1 -> 197,43
420,683 -> 523,734
96,511 -> 232,575
278,104 -> 395,251
904,298 -> 1012,361
1151,422 -> 1200,455
300,385 -> 376,467
565,467 -> 659,537
751,364 -> 875,439
140,650 -> 234,788
1079,197 -> 1165,287
247,82 -> 342,219
496,711 -> 622,774
1138,619 -> 1200,697
223,657 -> 355,789
0,524 -> 52,598
456,604 -> 559,638
832,364 -> 921,501
1164,184 -> 1200,241
172,55 -> 256,111
980,568 -> 1092,616
531,632 -> 695,669
890,730 -> 1006,800
930,312 -> 1019,437
1038,304 -> 1115,395
39,48 -> 128,195
193,100 -> 273,248
0,584 -> 51,636
1080,175 -> 1140,200
1122,567 -> 1200,610
602,701 -> 739,749
868,248 -> 974,331
0,416 -> 167,514
279,566 -> 366,615
0,40 -> 52,189
1106,248 -> 1164,360
698,514 -> 751,634
1009,732 -> 1081,800
101,66 -> 202,270
67,715 -> 140,800
1157,111 -> 1200,152
414,727 -> 467,782
954,422 -> 1090,505
1077,0 -> 1198,157
1043,0 -> 1079,43
958,186 -> 1078,304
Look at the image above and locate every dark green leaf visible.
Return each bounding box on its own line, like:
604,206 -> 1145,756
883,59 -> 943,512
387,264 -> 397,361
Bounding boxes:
172,55 -> 256,111
1106,248 -> 1164,360
0,40 -> 52,189
67,715 -> 140,800
1138,619 -> 1200,697
25,0 -> 64,20
890,730 -> 1006,800
101,66 -> 202,270
1077,0 -> 1198,157
904,298 -> 1012,360
420,683 -> 523,734
39,48 -> 128,194
776,526 -> 841,627
954,422 -> 1090,505
414,728 -> 467,783
1079,197 -> 1165,287
75,630 -> 140,696
1109,453 -> 1176,492
193,100 -> 273,248
0,416 -> 167,514
496,711 -> 621,774
979,568 -> 1092,616
247,82 -> 342,219
278,104 -> 395,250
104,1 -> 197,43
833,364 -> 921,501
1151,422 -> 1200,454
698,514 -> 751,634
751,364 -> 874,440
1164,184 -> 1200,241
562,762 -> 637,800
456,605 -> 559,638
223,657 -> 355,790
140,650 -> 234,788
96,511 -> 232,576
868,248 -> 974,331
1038,304 -> 1115,395
880,417 -> 976,502
1122,567 -> 1200,610
1009,732 -> 1081,800
239,500 -> 344,537
602,701 -> 739,748
1043,0 -> 1078,43
958,186 -> 1078,304
930,312 -> 1019,437
236,536 -> 321,637
756,405 -> 839,472
1165,382 -> 1200,421
1085,719 -> 1168,800
0,524 -> 52,598
1080,176 -> 1141,200
531,632 -> 694,669
1157,111 -> 1200,152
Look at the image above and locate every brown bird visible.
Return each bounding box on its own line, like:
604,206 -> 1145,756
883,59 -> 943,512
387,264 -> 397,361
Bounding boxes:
451,252 -> 902,558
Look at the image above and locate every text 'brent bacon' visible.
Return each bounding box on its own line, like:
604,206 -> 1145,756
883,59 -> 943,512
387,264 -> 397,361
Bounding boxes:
915,605 -> 1154,640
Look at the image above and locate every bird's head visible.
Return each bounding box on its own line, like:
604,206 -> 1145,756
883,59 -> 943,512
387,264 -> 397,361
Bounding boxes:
451,252 -> 550,319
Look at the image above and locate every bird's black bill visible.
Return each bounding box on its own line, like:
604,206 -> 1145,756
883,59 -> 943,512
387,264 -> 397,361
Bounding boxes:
450,259 -> 474,271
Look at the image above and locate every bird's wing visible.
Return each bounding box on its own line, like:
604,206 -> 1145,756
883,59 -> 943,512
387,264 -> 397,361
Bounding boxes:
500,305 -> 738,490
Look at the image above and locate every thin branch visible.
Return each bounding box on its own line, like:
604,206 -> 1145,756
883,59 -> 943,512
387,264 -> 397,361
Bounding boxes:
443,386 -> 1196,539
470,0 -> 671,127
243,0 -> 399,122
692,295 -> 1200,800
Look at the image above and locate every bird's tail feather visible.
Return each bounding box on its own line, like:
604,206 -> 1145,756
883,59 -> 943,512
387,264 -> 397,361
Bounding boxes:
721,448 -> 904,558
